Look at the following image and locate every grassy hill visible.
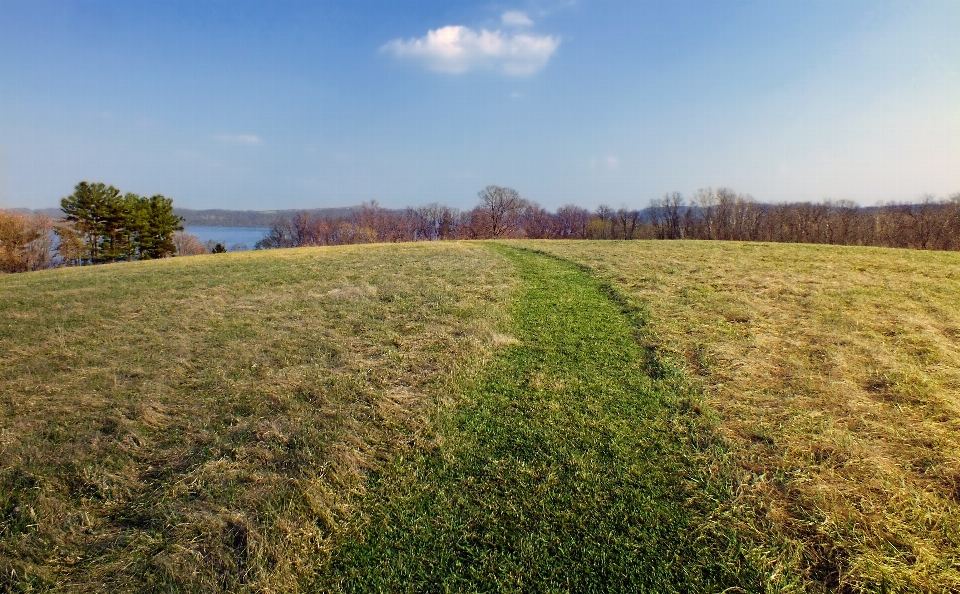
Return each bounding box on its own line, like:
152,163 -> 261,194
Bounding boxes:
2,241 -> 958,592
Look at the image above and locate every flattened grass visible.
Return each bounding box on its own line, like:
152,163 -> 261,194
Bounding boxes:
524,240 -> 960,592
0,243 -> 513,592
319,245 -> 771,592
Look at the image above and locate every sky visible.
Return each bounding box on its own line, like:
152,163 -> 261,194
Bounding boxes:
1,0 -> 958,211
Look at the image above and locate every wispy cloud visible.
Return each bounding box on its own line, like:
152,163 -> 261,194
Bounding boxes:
533,0 -> 580,16
381,25 -> 559,76
215,134 -> 261,145
502,11 -> 534,27
588,155 -> 620,171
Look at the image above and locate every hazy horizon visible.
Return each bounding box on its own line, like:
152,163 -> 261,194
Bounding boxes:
2,0 -> 958,211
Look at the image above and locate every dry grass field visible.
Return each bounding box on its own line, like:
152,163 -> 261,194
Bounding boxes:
525,239 -> 960,592
0,243 -> 513,591
3,239 -> 959,592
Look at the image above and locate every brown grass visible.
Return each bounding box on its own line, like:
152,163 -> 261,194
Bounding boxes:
522,239 -> 960,592
0,242 -> 514,592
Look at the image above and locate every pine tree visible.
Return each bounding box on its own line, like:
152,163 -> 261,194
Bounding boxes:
60,182 -> 183,264
141,195 -> 183,258
60,182 -> 122,264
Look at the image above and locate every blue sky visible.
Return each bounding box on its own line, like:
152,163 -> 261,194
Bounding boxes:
2,0 -> 958,210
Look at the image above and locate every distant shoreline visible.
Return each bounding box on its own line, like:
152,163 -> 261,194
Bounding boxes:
5,206 -> 364,228
185,226 -> 270,251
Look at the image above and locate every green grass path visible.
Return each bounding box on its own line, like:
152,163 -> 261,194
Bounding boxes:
320,245 -> 758,592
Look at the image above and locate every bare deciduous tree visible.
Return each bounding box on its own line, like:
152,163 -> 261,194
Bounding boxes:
664,192 -> 685,239
555,205 -> 591,239
521,203 -> 556,239
412,203 -> 459,240
616,206 -> 642,239
0,211 -> 56,272
173,231 -> 208,256
694,188 -> 717,240
478,185 -> 527,238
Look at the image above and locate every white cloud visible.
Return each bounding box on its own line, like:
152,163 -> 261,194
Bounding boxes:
502,11 -> 534,27
215,134 -> 261,145
382,25 -> 559,76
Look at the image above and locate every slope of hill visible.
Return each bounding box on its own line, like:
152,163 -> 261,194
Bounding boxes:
2,240 -> 958,592
0,243 -> 513,591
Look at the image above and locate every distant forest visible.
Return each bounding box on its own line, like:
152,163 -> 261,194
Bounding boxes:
256,186 -> 960,252
3,184 -> 959,273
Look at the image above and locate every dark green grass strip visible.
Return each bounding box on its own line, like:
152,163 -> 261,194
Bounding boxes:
319,245 -> 759,592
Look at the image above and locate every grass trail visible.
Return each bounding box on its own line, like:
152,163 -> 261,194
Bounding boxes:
321,245 -> 764,592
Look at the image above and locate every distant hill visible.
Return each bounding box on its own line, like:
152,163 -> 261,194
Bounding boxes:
7,207 -> 64,218
174,207 -> 362,227
7,206 -> 363,227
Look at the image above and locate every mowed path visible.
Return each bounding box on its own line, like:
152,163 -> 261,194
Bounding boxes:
320,245 -> 762,592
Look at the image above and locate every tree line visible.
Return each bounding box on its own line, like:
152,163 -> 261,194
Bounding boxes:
3,183 -> 959,274
257,185 -> 960,251
647,189 -> 960,249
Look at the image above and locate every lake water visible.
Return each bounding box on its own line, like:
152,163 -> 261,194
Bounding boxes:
185,227 -> 270,251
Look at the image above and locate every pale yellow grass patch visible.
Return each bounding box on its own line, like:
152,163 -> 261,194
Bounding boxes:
491,332 -> 521,346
